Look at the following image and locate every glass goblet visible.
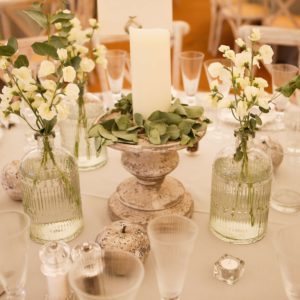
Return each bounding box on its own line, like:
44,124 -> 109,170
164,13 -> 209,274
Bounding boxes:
147,215 -> 198,300
179,51 -> 205,105
204,58 -> 232,139
68,249 -> 144,300
0,210 -> 30,300
270,64 -> 299,131
273,223 -> 300,299
106,49 -> 127,104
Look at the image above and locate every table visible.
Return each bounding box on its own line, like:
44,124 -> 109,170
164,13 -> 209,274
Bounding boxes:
0,93 -> 298,300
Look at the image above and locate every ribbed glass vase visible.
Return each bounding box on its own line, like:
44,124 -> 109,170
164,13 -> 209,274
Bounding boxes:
209,144 -> 273,244
20,133 -> 83,243
59,93 -> 107,171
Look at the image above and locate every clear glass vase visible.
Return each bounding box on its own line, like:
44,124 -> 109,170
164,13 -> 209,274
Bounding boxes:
20,133 -> 83,243
59,93 -> 107,171
209,143 -> 273,244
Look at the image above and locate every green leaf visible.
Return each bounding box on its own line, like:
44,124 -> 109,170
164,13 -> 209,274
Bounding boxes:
112,130 -> 138,142
259,106 -> 269,113
249,118 -> 256,130
7,37 -> 17,52
23,9 -> 48,29
50,12 -> 74,24
134,113 -> 144,126
32,42 -> 58,59
296,76 -> 300,89
184,106 -> 204,119
151,122 -> 167,135
48,36 -> 68,49
160,134 -> 170,144
14,55 -> 29,68
70,56 -> 81,70
180,134 -> 190,145
234,148 -> 244,161
161,112 -> 182,125
148,111 -> 162,121
149,128 -> 161,145
89,124 -> 100,138
0,45 -> 15,57
255,115 -> 262,126
98,124 -> 118,142
115,115 -> 131,130
178,119 -> 195,135
167,124 -> 180,140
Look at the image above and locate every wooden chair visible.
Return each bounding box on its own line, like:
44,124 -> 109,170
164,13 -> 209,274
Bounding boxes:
209,0 -> 269,56
238,25 -> 300,68
265,0 -> 300,28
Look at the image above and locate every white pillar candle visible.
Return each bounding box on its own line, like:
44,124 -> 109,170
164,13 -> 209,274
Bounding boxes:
130,28 -> 171,119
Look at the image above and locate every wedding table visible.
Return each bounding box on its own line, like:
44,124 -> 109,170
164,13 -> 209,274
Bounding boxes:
0,92 -> 298,300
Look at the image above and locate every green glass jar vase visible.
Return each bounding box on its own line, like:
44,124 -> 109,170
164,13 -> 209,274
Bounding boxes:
209,142 -> 273,244
20,133 -> 83,243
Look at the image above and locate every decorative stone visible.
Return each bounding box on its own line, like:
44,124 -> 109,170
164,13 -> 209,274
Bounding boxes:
253,136 -> 284,170
1,160 -> 22,201
95,220 -> 150,263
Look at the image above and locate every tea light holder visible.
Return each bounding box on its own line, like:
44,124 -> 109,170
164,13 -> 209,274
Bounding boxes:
95,220 -> 150,262
213,254 -> 245,285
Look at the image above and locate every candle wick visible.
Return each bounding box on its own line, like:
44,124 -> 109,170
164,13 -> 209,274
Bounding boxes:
122,225 -> 127,233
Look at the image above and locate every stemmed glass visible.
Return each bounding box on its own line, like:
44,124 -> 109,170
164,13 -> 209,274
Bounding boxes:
179,51 -> 205,105
68,249 -> 144,300
270,64 -> 299,130
0,210 -> 30,300
106,49 -> 127,104
273,224 -> 300,299
204,58 -> 232,139
147,215 -> 198,300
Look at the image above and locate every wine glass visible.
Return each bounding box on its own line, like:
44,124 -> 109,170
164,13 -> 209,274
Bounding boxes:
68,249 -> 144,300
273,223 -> 300,299
270,64 -> 299,131
106,49 -> 127,104
204,58 -> 232,139
0,210 -> 30,300
147,215 -> 198,300
179,51 -> 205,105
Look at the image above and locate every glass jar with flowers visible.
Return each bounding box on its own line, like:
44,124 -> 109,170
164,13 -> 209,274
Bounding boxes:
207,29 -> 276,244
0,6 -> 96,242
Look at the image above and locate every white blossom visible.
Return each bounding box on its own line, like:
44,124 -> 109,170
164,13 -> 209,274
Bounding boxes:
209,79 -> 219,90
208,62 -> 223,78
80,57 -> 95,73
249,28 -> 261,42
3,74 -> 10,83
57,48 -> 68,61
234,51 -> 252,69
236,77 -> 250,89
56,102 -> 70,121
244,86 -> 259,101
38,61 -> 56,78
70,17 -> 81,29
31,95 -> 44,109
0,57 -> 8,70
89,18 -> 98,28
55,22 -> 62,30
218,98 -> 232,109
38,103 -> 56,121
235,38 -> 246,48
63,9 -> 71,14
253,77 -> 268,89
62,66 -> 76,83
68,28 -> 88,45
64,83 -> 80,100
218,45 -> 230,53
259,45 -> 274,64
73,44 -> 89,55
236,101 -> 248,119
11,101 -> 20,112
223,50 -> 235,61
41,80 -> 57,91
12,67 -> 33,81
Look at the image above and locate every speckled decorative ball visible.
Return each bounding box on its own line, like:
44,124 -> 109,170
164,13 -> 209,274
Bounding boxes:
95,220 -> 150,263
1,160 -> 22,201
253,136 -> 284,170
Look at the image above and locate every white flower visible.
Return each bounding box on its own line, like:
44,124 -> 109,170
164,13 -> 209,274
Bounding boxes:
84,28 -> 93,37
57,48 -> 68,61
209,79 -> 219,90
207,93 -> 219,109
70,17 -> 81,29
38,61 -> 55,78
236,77 -> 250,89
74,44 -> 89,55
12,67 -> 32,81
89,18 -> 98,28
219,68 -> 231,84
43,90 -> 55,103
63,9 -> 71,14
62,66 -> 76,83
41,80 -> 57,91
234,51 -> 252,69
55,22 -> 62,30
259,45 -> 273,64
31,95 -> 44,109
218,98 -> 232,109
11,101 -> 20,112
0,57 -> 8,70
38,103 -> 56,121
249,28 -> 261,42
253,77 -> 268,89
3,74 -> 10,83
0,111 -> 8,123
235,38 -> 246,48
223,50 -> 235,61
257,96 -> 270,110
20,81 -> 37,93
245,86 -> 259,101
56,102 -> 69,121
218,45 -> 230,53
96,57 -> 107,68
208,62 -> 223,78
68,28 -> 87,45
236,101 -> 248,119
64,83 -> 80,100
80,57 -> 95,73
0,86 -> 14,106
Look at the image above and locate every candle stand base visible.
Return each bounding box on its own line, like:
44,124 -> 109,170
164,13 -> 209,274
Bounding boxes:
108,136 -> 205,225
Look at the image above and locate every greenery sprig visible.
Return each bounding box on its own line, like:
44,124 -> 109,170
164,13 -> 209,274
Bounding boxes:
89,94 -> 209,154
277,75 -> 300,98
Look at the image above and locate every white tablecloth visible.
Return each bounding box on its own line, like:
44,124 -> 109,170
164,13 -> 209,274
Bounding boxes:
0,94 -> 299,300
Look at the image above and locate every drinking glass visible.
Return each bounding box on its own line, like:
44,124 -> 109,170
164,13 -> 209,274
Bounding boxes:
273,223 -> 300,299
68,249 -> 144,300
270,64 -> 299,130
204,58 -> 232,139
147,215 -> 198,300
106,49 -> 127,103
179,51 -> 205,105
0,210 -> 30,300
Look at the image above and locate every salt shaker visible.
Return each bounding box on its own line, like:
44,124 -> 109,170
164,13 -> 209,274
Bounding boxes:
39,241 -> 72,300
